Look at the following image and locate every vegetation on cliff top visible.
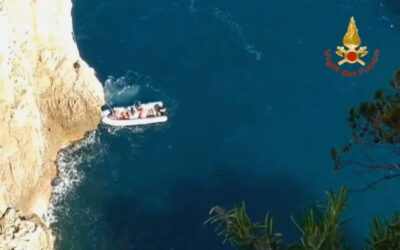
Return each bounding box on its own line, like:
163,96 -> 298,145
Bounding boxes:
331,70 -> 400,190
206,70 -> 400,249
205,187 -> 400,249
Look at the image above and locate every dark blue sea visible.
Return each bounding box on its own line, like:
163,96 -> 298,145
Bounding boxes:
51,0 -> 400,249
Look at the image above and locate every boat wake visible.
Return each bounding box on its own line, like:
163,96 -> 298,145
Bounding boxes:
103,123 -> 145,135
186,2 -> 263,61
104,71 -> 171,105
213,8 -> 263,61
104,72 -> 145,106
43,131 -> 105,225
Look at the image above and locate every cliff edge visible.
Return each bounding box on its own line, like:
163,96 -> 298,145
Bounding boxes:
0,0 -> 105,249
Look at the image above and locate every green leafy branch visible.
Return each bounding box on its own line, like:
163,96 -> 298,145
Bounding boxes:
205,187 -> 400,250
204,202 -> 281,250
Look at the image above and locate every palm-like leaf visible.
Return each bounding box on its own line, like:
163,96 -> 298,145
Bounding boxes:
366,212 -> 400,250
292,187 -> 349,250
204,202 -> 282,250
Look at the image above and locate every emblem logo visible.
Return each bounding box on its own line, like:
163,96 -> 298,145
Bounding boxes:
336,17 -> 367,66
324,17 -> 379,77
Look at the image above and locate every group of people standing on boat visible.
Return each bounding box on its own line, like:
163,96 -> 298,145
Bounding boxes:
110,103 -> 166,120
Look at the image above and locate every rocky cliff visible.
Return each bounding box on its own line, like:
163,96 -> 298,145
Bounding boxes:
0,0 -> 105,249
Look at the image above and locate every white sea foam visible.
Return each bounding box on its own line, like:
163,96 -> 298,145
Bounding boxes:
214,8 -> 263,61
104,73 -> 143,106
104,71 -> 170,106
104,123 -> 145,135
43,131 -> 104,225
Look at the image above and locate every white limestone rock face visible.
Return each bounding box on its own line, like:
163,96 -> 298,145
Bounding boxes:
0,207 -> 53,250
0,0 -> 105,249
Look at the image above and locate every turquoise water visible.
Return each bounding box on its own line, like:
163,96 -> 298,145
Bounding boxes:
53,0 -> 400,249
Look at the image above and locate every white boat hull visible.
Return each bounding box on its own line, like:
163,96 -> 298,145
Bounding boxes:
101,101 -> 167,126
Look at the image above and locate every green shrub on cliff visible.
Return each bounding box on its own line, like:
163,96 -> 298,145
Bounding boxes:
204,202 -> 281,250
205,188 -> 350,250
292,187 -> 349,250
205,187 -> 400,250
365,212 -> 400,250
331,70 -> 400,191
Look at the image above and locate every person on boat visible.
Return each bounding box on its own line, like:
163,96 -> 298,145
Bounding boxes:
138,106 -> 147,118
134,101 -> 142,109
110,109 -> 121,120
121,111 -> 128,120
127,109 -> 135,119
159,107 -> 167,115
109,108 -> 115,116
129,106 -> 139,119
154,104 -> 166,116
153,104 -> 164,116
153,104 -> 161,116
126,110 -> 132,119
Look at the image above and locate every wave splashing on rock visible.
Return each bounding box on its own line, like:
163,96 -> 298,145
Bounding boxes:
43,131 -> 104,225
